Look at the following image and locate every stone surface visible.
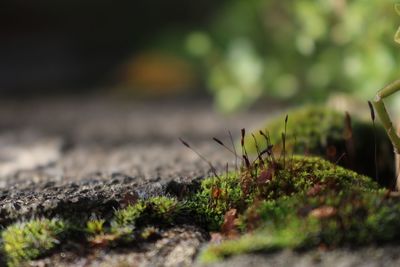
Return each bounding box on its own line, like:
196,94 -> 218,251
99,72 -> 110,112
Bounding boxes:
29,225 -> 208,267
0,97 -> 270,226
0,96 -> 398,267
0,97 -> 270,266
197,246 -> 400,267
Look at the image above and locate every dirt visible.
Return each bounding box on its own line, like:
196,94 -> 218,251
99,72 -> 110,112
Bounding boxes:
0,96 -> 398,267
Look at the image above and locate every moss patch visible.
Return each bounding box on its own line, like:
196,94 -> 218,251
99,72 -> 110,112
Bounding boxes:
185,156 -> 377,230
200,188 -> 400,262
244,106 -> 394,187
194,152 -> 400,262
0,150 -> 399,265
2,218 -> 68,267
0,196 -> 180,266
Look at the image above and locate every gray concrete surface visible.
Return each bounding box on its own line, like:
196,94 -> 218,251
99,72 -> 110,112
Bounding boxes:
0,96 -> 399,266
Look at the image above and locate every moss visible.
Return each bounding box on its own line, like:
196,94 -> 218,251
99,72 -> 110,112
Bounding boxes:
3,156 -> 379,265
186,155 -> 377,231
202,190 -> 400,261
198,157 -> 400,263
139,226 -> 160,240
185,172 -> 244,230
200,216 -> 317,263
2,218 -> 68,267
146,196 -> 178,222
109,196 -> 178,240
244,105 -> 394,187
111,201 -> 146,236
0,147 -> 396,265
86,216 -> 106,235
193,153 -> 400,262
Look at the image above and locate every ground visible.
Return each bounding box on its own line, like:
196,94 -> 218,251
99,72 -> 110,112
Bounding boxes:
0,96 -> 399,266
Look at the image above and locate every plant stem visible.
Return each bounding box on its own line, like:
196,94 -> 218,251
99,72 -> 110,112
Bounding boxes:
373,80 -> 400,190
396,154 -> 400,190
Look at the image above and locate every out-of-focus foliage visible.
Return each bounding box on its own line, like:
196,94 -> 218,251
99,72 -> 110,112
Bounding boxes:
184,0 -> 400,112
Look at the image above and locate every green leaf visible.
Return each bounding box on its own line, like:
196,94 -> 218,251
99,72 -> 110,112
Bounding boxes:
395,4 -> 400,16
394,26 -> 400,44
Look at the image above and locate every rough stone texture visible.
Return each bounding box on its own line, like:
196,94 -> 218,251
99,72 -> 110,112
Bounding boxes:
197,246 -> 400,267
0,97 -> 271,266
0,96 -> 399,266
0,97 -> 270,226
29,225 -> 208,267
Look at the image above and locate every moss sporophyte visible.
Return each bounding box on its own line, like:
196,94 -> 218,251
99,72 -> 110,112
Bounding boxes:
4,6 -> 400,263
177,107 -> 400,262
2,106 -> 400,266
244,105 -> 394,187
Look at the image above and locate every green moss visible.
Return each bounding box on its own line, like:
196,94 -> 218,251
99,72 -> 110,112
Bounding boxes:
200,188 -> 400,262
0,147 -> 396,265
86,217 -> 105,235
192,153 -> 400,262
111,201 -> 146,236
249,106 -> 345,154
110,196 -> 178,239
187,155 -> 377,231
2,218 -> 68,267
186,172 -> 244,230
139,226 -> 160,240
244,105 -> 394,187
197,153 -> 400,263
201,216 -> 317,263
147,196 -> 178,222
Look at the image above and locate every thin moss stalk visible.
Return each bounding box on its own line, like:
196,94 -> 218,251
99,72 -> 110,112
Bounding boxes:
244,105 -> 395,187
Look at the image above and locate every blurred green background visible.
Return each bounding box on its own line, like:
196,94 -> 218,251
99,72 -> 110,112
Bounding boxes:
2,0 -> 400,112
186,0 -> 400,111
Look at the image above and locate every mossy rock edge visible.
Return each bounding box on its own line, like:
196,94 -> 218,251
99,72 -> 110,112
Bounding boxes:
197,156 -> 400,262
2,156 -> 400,266
244,105 -> 395,188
